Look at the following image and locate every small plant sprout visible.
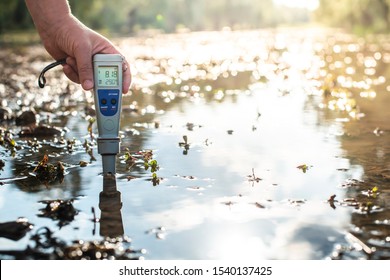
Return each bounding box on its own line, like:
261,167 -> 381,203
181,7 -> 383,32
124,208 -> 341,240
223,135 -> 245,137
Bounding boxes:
66,138 -> 76,153
179,135 -> 190,155
359,201 -> 374,214
328,194 -> 337,202
152,172 -> 160,186
247,168 -> 262,186
328,194 -> 338,209
0,130 -> 20,156
121,149 -> 161,185
297,164 -> 312,173
139,150 -> 161,186
141,150 -> 154,162
87,116 -> 96,139
147,160 -> 159,173
33,154 -> 65,185
83,139 -> 96,162
145,157 -> 160,186
123,148 -> 136,168
363,186 -> 380,198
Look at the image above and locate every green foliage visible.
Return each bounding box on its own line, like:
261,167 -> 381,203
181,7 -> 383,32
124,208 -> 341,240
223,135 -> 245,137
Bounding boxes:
0,0 -> 33,33
1,0 -> 313,35
13,0 -> 390,35
315,0 -> 390,33
15,1 -> 390,37
142,152 -> 160,186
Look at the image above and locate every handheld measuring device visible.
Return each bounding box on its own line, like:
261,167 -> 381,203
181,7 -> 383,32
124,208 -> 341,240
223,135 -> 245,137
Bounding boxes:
93,54 -> 123,174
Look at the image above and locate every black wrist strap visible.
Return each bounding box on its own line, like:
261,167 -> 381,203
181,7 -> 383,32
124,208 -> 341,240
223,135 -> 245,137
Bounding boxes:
38,58 -> 67,88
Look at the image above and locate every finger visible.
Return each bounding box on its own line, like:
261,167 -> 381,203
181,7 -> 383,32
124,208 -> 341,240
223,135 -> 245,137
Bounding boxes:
63,64 -> 80,84
63,57 -> 80,83
100,48 -> 131,93
66,57 -> 78,75
74,47 -> 94,90
122,59 -> 132,94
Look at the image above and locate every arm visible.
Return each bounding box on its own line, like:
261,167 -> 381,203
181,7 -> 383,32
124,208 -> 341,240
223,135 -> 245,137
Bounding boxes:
25,0 -> 131,93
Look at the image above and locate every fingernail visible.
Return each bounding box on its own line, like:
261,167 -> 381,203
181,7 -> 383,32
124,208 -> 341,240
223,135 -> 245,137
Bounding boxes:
83,80 -> 94,90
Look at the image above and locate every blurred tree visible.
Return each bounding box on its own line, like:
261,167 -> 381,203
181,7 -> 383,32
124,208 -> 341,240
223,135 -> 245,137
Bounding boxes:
0,0 -> 33,33
316,0 -> 390,33
0,0 -> 313,35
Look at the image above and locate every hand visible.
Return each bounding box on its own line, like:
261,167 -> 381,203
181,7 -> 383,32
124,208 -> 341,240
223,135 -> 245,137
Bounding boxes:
41,15 -> 131,93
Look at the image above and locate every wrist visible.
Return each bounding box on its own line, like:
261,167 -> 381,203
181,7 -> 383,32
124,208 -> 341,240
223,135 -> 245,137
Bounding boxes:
25,0 -> 73,41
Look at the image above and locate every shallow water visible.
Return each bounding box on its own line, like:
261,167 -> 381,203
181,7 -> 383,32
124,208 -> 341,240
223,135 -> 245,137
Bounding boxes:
0,29 -> 389,259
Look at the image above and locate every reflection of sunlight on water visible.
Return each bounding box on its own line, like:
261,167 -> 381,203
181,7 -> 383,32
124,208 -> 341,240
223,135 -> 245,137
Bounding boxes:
174,88 -> 356,199
208,228 -> 267,260
117,30 -> 368,259
4,28 -> 386,259
143,198 -> 209,232
0,192 -> 4,211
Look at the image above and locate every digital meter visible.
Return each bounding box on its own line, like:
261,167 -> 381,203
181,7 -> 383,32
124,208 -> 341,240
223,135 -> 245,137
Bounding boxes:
93,54 -> 123,174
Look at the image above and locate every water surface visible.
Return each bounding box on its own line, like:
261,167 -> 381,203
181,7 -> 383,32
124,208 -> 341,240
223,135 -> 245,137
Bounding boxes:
0,29 -> 389,259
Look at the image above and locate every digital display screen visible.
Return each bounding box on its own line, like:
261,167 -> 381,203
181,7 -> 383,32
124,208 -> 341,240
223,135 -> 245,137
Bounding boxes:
97,66 -> 119,87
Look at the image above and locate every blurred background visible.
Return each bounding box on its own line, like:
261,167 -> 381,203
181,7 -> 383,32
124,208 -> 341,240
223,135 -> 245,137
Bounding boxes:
1,0 -> 390,38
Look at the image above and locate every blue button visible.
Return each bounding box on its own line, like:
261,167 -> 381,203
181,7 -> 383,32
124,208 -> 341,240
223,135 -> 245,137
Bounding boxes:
98,89 -> 120,116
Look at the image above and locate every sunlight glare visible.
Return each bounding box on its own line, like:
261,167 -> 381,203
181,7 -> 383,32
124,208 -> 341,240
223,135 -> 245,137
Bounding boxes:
273,0 -> 319,10
208,229 -> 268,260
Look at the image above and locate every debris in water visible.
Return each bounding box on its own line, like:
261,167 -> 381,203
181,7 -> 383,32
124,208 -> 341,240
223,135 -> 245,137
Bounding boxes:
15,110 -> 36,126
0,227 -> 144,260
19,125 -> 63,137
32,154 -> 65,185
38,199 -> 78,228
0,218 -> 33,241
328,194 -> 338,209
146,226 -> 166,240
254,202 -> 265,209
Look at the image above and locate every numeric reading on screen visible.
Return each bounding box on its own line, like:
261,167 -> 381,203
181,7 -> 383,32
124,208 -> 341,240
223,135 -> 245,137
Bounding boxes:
97,66 -> 119,87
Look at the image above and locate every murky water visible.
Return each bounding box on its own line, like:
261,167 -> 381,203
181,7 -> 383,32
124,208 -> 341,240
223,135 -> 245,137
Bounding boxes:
0,28 -> 389,260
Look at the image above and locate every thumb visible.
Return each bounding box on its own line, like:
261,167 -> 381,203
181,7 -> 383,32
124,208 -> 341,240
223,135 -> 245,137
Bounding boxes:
75,48 -> 94,90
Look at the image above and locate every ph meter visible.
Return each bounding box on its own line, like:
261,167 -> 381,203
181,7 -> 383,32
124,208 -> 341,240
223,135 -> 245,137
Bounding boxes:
93,54 -> 123,175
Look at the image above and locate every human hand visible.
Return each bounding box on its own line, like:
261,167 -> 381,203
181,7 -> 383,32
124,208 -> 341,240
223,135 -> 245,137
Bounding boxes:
41,15 -> 131,93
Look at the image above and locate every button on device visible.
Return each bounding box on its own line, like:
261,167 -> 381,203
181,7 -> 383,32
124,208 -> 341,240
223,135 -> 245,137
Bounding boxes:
103,119 -> 114,131
97,89 -> 120,116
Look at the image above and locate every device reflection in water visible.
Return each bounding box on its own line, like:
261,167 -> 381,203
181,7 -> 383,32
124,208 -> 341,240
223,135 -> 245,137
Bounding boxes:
99,174 -> 124,238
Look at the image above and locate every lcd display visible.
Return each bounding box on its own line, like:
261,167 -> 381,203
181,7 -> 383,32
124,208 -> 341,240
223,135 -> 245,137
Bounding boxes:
97,66 -> 119,87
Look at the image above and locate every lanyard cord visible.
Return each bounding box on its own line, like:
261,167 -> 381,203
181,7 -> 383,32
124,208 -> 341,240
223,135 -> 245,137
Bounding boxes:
38,58 -> 67,88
